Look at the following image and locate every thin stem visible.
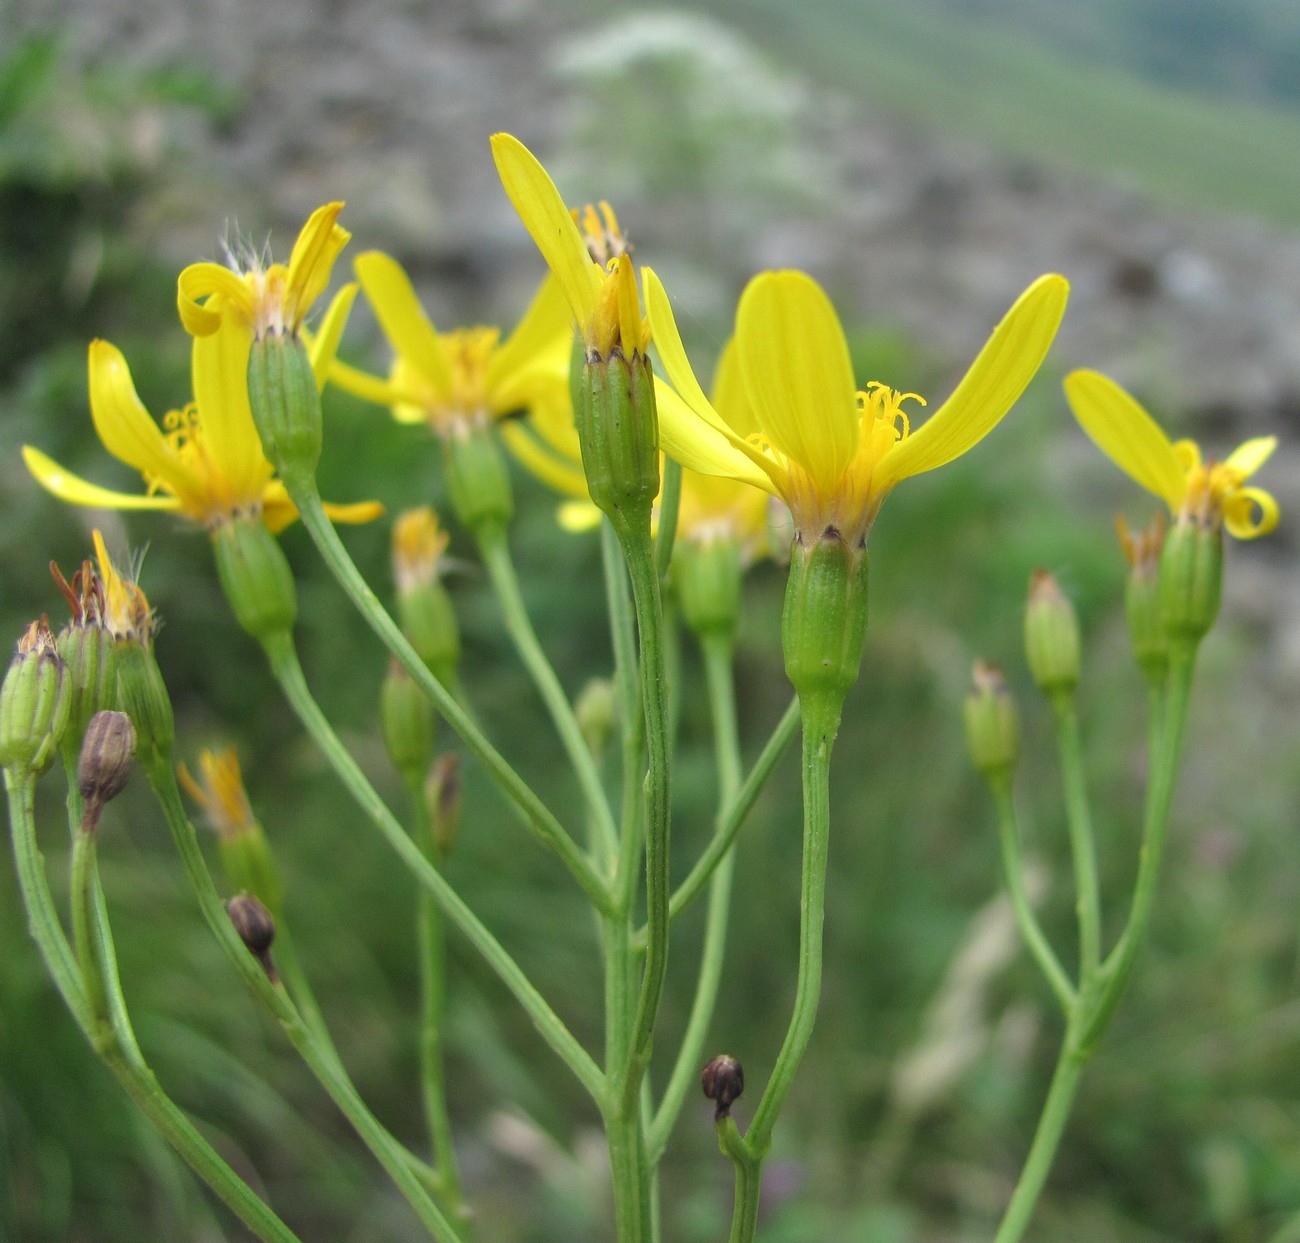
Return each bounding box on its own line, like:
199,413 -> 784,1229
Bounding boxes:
6,773 -> 303,1243
654,458 -> 683,582
743,697 -> 834,1154
1085,637 -> 1199,1050
642,696 -> 799,943
1050,692 -> 1102,979
146,763 -> 464,1242
717,1118 -> 761,1243
614,524 -> 672,1115
294,488 -> 611,914
479,529 -> 619,868
263,633 -> 604,1104
989,776 -> 1076,1013
648,633 -> 742,1160
409,774 -> 466,1223
992,1018 -> 1088,1243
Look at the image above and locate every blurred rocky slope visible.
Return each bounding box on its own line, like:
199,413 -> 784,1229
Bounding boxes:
11,1 -> 1300,675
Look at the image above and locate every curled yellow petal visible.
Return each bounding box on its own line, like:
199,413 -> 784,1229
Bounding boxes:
1223,486 -> 1280,539
1063,368 -> 1187,509
1225,436 -> 1277,480
178,262 -> 254,336
735,270 -> 858,495
877,274 -> 1069,491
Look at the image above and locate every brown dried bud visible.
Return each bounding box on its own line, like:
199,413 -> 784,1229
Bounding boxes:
701,1054 -> 744,1121
77,711 -> 136,833
424,752 -> 462,860
226,893 -> 278,983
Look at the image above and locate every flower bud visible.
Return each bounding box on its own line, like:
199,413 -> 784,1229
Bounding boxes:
247,332 -> 322,488
392,509 -> 461,685
963,662 -> 1018,783
1024,570 -> 1080,697
781,532 -> 869,727
52,557 -> 117,746
212,516 -> 298,643
424,753 -> 462,860
77,710 -> 136,833
114,641 -> 175,778
0,618 -> 72,775
442,424 -> 514,538
1159,517 -> 1223,645
226,893 -> 278,983
578,345 -> 659,538
575,678 -> 617,756
381,659 -> 436,783
701,1054 -> 744,1121
1116,515 -> 1168,683
675,535 -> 743,641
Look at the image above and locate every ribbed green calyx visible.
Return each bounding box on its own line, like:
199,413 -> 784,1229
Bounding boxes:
212,517 -> 298,643
675,537 -> 743,642
443,424 -> 514,538
578,347 -> 659,539
782,533 -> 869,728
247,333 -> 322,486
1159,521 -> 1223,643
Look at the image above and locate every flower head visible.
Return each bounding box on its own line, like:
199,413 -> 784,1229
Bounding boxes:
1064,369 -> 1278,539
330,250 -> 572,440
646,267 -> 1069,547
178,203 -> 350,340
24,294 -> 381,535
491,133 -> 648,360
93,530 -> 154,646
178,745 -> 256,842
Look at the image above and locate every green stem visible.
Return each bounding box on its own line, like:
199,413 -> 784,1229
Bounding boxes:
654,458 -> 683,583
648,633 -> 742,1160
989,776 -> 1076,1013
723,695 -> 836,1243
992,1018 -> 1088,1243
408,775 -> 466,1223
263,632 -> 604,1104
479,529 -> 619,869
717,1118 -> 761,1243
293,487 -> 611,914
146,763 -> 463,1241
1050,692 -> 1102,978
1085,638 -> 1199,1050
5,773 -> 303,1243
660,697 -> 799,931
613,524 -> 672,1116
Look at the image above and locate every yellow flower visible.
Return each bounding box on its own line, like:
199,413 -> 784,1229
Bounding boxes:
392,506 -> 452,593
178,745 -> 256,842
1063,369 -> 1278,539
645,266 -> 1069,547
330,249 -> 573,440
24,293 -> 381,534
178,202 -> 351,339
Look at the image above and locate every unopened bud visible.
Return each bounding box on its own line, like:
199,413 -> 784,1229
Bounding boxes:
226,893 -> 278,983
675,536 -> 743,641
424,753 -> 462,860
381,660 -> 436,783
247,333 -> 322,488
1117,515 -> 1169,683
212,516 -> 298,642
1024,570 -> 1080,697
575,678 -> 617,756
963,662 -> 1018,783
77,710 -> 136,834
0,617 -> 72,775
701,1054 -> 744,1122
1159,517 -> 1223,645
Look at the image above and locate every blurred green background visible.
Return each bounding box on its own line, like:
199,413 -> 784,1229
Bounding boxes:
1,3 -> 1299,1241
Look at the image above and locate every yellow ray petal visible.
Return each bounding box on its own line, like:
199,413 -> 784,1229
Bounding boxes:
710,337 -> 761,441
354,251 -> 454,397
22,446 -> 180,512
1062,368 -> 1187,509
487,275 -> 572,397
1223,486 -> 1280,539
322,499 -> 386,524
877,274 -> 1069,492
190,311 -> 267,504
87,340 -> 202,498
1225,435 -> 1277,480
328,357 -> 420,410
499,420 -> 591,499
655,381 -> 772,492
309,282 -> 359,391
491,133 -> 601,329
735,270 -> 858,494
